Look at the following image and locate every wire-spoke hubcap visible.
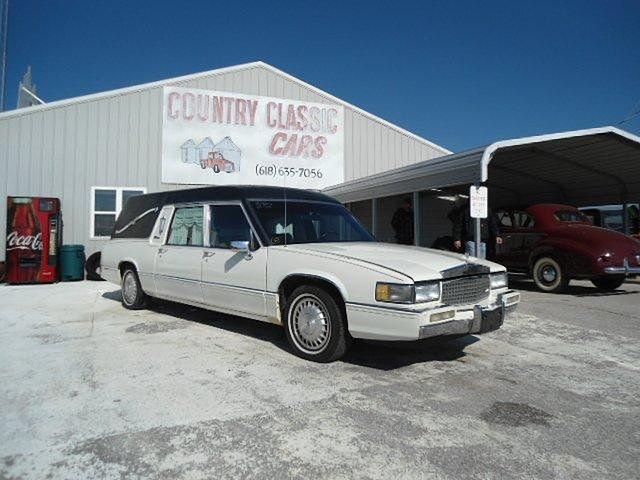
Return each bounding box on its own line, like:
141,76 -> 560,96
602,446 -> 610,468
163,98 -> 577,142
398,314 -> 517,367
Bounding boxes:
289,294 -> 331,353
122,272 -> 138,305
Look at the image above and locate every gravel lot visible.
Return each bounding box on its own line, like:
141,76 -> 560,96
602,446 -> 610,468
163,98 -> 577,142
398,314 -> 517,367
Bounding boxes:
1,278 -> 639,479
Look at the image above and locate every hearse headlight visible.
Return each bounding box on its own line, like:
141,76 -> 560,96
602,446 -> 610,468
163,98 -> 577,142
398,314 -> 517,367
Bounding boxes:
376,283 -> 414,304
490,272 -> 508,289
415,281 -> 441,303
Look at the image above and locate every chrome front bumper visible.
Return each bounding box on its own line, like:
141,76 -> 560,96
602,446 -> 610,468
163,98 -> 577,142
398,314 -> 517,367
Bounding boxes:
604,265 -> 640,275
418,290 -> 520,339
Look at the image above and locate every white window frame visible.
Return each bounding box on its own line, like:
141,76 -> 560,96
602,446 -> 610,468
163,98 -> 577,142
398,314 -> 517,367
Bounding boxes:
90,186 -> 147,239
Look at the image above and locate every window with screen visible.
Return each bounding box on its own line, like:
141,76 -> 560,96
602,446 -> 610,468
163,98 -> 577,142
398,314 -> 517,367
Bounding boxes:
495,211 -> 513,228
513,211 -> 535,229
91,187 -> 146,238
555,210 -> 589,223
167,207 -> 204,246
209,205 -> 253,249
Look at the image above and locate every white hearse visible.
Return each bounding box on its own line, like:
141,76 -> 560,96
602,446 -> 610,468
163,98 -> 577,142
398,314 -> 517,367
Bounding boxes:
101,186 -> 519,362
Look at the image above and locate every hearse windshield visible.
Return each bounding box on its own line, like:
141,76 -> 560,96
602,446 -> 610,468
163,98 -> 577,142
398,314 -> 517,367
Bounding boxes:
250,200 -> 375,245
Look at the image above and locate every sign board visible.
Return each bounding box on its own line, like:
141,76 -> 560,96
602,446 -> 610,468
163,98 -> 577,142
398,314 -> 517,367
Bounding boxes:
161,86 -> 344,189
469,185 -> 488,218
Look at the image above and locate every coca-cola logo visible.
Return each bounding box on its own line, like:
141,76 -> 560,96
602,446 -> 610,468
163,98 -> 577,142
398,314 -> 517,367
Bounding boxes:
6,231 -> 43,251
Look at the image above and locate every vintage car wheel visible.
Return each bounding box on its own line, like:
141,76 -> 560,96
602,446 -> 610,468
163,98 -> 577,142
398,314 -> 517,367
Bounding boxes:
284,286 -> 350,362
121,268 -> 148,310
591,275 -> 625,291
532,256 -> 569,293
213,165 -> 220,173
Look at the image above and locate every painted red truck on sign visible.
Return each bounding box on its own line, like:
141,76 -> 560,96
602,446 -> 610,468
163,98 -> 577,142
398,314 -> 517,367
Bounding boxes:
491,204 -> 640,292
200,151 -> 235,173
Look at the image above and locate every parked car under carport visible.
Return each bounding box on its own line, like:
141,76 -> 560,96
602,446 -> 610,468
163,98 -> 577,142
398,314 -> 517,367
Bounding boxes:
492,204 -> 640,292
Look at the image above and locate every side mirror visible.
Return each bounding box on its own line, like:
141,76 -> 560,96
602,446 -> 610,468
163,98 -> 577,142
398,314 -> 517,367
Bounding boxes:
230,240 -> 250,252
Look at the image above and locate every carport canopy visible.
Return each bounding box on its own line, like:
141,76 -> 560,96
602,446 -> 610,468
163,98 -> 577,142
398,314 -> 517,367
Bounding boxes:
325,126 -> 640,209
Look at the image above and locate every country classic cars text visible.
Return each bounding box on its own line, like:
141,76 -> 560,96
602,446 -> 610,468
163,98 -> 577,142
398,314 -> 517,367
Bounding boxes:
166,89 -> 340,159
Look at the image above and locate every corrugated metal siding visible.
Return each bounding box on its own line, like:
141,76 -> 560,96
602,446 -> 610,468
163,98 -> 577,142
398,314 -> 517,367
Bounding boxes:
0,64 -> 446,261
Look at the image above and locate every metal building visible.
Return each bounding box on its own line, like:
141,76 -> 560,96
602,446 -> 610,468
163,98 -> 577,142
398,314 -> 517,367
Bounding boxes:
0,61 -> 450,261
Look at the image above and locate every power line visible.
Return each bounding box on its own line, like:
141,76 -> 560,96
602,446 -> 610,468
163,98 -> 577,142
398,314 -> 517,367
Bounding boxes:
617,97 -> 640,126
0,0 -> 8,112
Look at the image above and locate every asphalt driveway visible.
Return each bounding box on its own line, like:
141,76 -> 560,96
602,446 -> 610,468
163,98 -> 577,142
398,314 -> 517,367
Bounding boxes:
1,279 -> 639,479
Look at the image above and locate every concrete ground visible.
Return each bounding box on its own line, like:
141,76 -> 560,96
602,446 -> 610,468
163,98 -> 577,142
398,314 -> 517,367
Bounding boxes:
1,278 -> 639,479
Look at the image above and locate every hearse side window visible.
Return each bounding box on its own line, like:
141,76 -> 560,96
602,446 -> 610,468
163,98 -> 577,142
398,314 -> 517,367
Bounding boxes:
209,205 -> 252,249
167,206 -> 204,246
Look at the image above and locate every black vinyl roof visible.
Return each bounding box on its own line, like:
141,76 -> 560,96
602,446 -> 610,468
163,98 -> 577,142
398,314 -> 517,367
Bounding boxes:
154,185 -> 337,205
112,185 -> 338,239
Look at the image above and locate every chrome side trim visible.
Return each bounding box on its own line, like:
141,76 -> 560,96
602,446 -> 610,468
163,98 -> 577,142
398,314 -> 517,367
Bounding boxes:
153,272 -> 271,294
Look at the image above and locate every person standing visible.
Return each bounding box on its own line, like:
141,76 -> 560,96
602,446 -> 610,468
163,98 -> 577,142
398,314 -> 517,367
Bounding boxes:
391,198 -> 414,245
452,202 -> 502,259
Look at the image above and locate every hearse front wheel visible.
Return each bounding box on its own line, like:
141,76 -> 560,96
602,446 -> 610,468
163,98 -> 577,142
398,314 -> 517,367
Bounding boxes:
121,268 -> 148,310
532,256 -> 569,293
591,275 -> 625,291
284,286 -> 350,362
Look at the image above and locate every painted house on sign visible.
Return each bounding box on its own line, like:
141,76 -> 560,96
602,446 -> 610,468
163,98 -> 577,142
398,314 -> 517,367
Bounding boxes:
180,139 -> 197,163
214,136 -> 242,171
197,137 -> 215,161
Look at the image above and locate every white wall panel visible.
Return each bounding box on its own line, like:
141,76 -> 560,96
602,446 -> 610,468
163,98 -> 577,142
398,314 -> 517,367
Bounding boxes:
0,63 -> 447,261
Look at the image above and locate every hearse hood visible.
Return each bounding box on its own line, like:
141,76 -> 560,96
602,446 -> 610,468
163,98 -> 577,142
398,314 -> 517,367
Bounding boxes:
281,242 -> 502,281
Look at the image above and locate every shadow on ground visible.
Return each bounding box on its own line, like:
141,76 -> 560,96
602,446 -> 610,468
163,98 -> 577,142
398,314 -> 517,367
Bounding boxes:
102,289 -> 476,370
510,278 -> 639,298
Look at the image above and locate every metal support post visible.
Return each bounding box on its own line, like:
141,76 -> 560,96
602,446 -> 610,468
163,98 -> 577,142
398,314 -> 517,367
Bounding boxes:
474,184 -> 481,258
371,198 -> 378,237
413,191 -> 420,246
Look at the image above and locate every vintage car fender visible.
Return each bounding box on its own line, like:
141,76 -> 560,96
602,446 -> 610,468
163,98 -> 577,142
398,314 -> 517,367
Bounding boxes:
528,238 -> 594,273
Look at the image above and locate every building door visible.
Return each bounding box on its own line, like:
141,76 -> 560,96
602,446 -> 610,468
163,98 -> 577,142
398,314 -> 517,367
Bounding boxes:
154,205 -> 205,304
201,203 -> 267,319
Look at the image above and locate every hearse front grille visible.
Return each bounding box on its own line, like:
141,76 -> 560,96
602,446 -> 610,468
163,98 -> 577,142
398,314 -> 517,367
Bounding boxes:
441,275 -> 490,307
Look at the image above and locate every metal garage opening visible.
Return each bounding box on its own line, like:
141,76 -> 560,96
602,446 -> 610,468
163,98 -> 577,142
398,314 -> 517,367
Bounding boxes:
325,127 -> 640,244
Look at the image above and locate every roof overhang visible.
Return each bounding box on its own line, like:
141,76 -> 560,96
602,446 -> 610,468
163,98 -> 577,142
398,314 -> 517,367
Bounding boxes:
325,126 -> 640,208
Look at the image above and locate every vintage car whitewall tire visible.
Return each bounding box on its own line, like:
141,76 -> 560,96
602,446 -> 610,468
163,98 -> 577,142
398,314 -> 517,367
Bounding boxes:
532,256 -> 569,293
284,286 -> 350,362
121,268 -> 149,310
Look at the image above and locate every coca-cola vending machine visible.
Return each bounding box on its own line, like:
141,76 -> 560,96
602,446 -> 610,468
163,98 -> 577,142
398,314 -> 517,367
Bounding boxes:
6,196 -> 62,284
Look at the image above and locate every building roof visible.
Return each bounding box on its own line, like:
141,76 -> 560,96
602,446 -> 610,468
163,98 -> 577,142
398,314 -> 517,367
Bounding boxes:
0,61 -> 451,155
325,126 -> 640,208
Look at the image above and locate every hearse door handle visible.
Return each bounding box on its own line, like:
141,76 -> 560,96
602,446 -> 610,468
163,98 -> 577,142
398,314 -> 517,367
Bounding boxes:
158,247 -> 168,254
202,250 -> 215,258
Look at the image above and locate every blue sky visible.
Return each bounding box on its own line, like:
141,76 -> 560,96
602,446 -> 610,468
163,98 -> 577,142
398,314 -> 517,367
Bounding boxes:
4,0 -> 640,151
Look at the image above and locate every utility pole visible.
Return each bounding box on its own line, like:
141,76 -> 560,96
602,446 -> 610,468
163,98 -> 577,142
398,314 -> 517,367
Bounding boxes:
0,0 -> 8,112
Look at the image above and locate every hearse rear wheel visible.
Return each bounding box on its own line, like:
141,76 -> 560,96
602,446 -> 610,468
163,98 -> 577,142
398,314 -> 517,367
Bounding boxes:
532,256 -> 569,293
591,275 -> 625,291
284,286 -> 350,362
122,268 -> 148,310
